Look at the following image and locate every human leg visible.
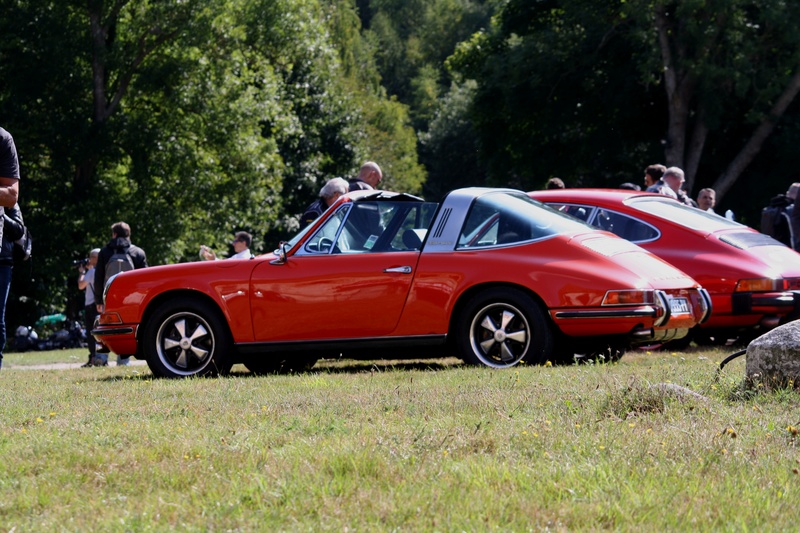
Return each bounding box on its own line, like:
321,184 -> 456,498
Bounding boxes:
83,304 -> 98,366
0,265 -> 12,369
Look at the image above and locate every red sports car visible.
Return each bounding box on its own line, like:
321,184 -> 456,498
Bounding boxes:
530,189 -> 800,345
94,188 -> 710,377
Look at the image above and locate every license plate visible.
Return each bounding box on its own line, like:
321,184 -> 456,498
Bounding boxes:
670,298 -> 690,315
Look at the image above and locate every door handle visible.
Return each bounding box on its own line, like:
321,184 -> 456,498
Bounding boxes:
384,266 -> 412,274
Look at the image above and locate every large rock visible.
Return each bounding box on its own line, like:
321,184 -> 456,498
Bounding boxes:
746,320 -> 800,389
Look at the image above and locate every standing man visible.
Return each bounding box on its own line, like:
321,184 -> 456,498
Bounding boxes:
696,188 -> 716,213
663,167 -> 698,207
95,221 -> 147,366
77,249 -> 100,367
643,164 -> 675,199
301,177 -> 349,228
348,161 -> 382,191
0,127 -> 20,371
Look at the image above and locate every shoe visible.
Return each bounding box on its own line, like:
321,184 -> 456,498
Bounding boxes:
81,361 -> 93,368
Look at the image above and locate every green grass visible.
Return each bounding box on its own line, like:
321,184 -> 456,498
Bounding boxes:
3,347 -> 93,366
1,346 -> 799,531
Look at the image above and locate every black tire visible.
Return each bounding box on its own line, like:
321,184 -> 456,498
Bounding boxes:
243,354 -> 319,375
572,344 -> 626,364
142,299 -> 234,378
456,287 -> 553,368
663,330 -> 694,351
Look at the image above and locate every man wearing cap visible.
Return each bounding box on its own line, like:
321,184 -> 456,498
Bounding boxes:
200,231 -> 254,260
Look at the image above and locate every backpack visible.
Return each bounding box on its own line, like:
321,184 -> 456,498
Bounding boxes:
104,249 -> 135,284
761,203 -> 793,246
3,204 -> 31,261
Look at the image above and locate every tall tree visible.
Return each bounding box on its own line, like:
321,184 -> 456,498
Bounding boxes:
625,0 -> 800,198
448,0 -> 800,198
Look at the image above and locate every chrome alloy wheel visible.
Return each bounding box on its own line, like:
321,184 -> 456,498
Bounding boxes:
155,311 -> 215,375
469,302 -> 531,368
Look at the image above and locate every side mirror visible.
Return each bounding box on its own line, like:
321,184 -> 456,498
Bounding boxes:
270,241 -> 288,265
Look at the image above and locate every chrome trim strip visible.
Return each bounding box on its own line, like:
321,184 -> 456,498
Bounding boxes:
554,308 -> 657,319
92,327 -> 134,337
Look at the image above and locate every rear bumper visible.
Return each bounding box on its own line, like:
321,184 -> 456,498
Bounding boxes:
731,290 -> 800,315
551,288 -> 710,343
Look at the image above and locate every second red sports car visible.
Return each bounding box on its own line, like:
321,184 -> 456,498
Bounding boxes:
531,188 -> 800,345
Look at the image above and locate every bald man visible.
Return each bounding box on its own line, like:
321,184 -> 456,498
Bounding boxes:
348,161 -> 382,191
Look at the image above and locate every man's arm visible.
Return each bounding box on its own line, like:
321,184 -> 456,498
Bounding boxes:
0,178 -> 18,208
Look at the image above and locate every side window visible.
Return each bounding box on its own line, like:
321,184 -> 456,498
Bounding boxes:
458,201 -> 532,248
389,206 -> 431,251
591,210 -> 659,243
341,203 -> 384,251
303,200 -> 437,254
548,203 -> 594,222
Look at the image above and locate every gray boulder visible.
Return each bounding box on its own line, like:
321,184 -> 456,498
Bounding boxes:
746,320 -> 800,389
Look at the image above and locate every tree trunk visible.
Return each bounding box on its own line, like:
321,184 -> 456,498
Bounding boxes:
683,113 -> 709,195
713,71 -> 800,202
655,5 -> 693,170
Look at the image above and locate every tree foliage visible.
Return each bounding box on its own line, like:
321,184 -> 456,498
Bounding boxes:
448,0 -> 800,197
0,0 -> 422,326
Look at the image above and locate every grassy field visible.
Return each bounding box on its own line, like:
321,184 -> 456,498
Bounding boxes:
1,345 -> 798,531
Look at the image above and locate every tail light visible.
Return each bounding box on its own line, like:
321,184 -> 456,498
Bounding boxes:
735,278 -> 785,292
602,289 -> 656,306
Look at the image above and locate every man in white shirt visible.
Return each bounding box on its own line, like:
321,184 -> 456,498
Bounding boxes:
200,231 -> 254,260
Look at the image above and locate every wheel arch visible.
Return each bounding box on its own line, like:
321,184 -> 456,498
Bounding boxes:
447,282 -> 551,339
138,289 -> 233,357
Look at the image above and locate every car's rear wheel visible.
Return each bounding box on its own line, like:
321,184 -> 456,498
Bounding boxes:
142,299 -> 233,378
243,354 -> 319,375
456,287 -> 552,368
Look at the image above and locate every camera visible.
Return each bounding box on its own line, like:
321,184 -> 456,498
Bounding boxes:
72,258 -> 89,269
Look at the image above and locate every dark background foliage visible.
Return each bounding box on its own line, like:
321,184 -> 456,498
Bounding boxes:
2,0 -> 800,334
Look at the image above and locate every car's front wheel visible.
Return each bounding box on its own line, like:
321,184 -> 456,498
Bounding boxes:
456,287 -> 553,368
142,299 -> 233,378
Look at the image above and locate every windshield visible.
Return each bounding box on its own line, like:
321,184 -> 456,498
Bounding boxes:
458,191 -> 592,248
281,204 -> 351,254
627,197 -> 743,232
298,200 -> 439,254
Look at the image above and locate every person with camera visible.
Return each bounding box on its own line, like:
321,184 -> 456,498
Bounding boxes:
77,248 -> 100,367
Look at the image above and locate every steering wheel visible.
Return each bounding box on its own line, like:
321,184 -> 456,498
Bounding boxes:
318,237 -> 334,253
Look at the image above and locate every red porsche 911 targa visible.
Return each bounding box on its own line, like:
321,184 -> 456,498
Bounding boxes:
94,188 -> 710,377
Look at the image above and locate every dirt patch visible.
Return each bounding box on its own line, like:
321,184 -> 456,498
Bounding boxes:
6,359 -> 148,371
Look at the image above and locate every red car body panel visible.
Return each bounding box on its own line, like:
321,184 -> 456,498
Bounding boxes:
530,188 -> 800,338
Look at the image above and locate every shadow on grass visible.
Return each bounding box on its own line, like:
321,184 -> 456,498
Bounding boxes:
93,357 -> 465,381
